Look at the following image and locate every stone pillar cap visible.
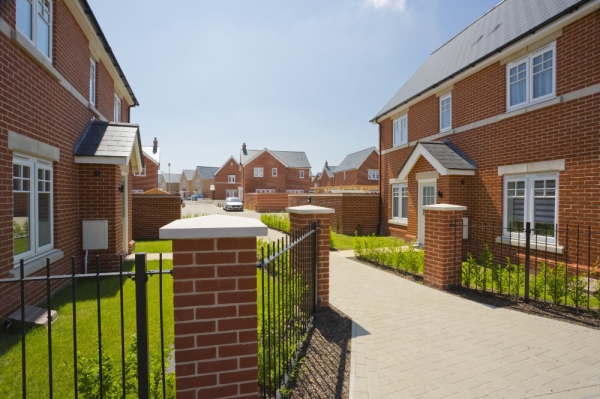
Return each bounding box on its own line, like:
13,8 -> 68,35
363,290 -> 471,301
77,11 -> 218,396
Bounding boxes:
423,204 -> 467,211
159,214 -> 267,239
286,205 -> 335,214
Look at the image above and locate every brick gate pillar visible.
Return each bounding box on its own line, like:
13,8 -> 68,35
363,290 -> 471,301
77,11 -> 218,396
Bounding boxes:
160,215 -> 267,399
423,204 -> 466,290
287,205 -> 335,307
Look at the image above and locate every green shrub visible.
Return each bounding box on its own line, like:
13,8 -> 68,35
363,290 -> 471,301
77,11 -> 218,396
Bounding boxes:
353,234 -> 422,274
567,275 -> 588,308
547,263 -> 567,304
260,213 -> 290,233
329,227 -> 335,249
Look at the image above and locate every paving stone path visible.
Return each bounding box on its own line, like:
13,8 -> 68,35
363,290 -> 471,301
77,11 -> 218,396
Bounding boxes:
330,252 -> 600,399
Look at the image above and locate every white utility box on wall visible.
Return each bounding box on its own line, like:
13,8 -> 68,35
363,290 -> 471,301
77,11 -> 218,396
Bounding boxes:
82,220 -> 108,250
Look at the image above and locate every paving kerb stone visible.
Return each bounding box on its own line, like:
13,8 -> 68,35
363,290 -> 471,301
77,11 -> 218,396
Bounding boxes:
330,252 -> 600,399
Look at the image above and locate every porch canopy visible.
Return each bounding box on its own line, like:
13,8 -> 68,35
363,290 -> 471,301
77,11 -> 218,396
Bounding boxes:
397,140 -> 476,180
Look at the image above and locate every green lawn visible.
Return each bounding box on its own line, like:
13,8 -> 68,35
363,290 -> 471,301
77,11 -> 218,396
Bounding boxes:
330,232 -> 354,250
0,259 -> 174,398
133,239 -> 172,254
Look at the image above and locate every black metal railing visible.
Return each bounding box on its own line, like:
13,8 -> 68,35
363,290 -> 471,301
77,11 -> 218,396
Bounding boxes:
257,222 -> 318,398
459,220 -> 600,313
0,253 -> 172,398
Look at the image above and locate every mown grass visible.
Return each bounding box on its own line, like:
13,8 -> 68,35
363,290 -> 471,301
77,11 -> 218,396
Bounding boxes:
260,213 -> 290,233
330,232 -> 354,250
0,259 -> 174,398
133,240 -> 172,254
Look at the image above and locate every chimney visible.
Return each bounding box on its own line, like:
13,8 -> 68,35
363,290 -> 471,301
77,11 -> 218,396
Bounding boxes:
153,137 -> 158,154
242,143 -> 246,151
325,160 -> 328,167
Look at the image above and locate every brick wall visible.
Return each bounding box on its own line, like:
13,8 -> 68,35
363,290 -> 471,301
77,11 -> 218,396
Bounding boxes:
214,160 -> 242,200
288,194 -> 379,235
319,170 -> 335,187
285,168 -> 311,192
244,193 -> 289,213
132,194 -> 181,240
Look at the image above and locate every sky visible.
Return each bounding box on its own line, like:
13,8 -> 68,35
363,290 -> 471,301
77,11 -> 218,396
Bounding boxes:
88,0 -> 500,175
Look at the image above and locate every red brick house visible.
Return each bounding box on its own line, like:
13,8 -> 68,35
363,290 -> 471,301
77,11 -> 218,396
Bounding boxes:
213,156 -> 242,200
0,0 -> 142,315
239,143 -> 312,198
132,137 -> 160,193
373,0 -> 600,250
333,147 -> 380,187
316,162 -> 337,187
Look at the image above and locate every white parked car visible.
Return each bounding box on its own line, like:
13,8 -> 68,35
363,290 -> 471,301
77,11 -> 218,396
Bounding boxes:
223,197 -> 243,211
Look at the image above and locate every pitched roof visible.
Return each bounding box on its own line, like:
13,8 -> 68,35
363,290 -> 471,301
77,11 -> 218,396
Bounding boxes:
161,173 -> 181,183
142,188 -> 171,195
334,147 -> 378,173
196,166 -> 219,180
142,146 -> 160,165
215,156 -> 240,176
240,148 -> 311,169
322,164 -> 337,178
182,169 -> 196,180
398,140 -> 477,181
373,0 -> 588,121
74,121 -> 143,173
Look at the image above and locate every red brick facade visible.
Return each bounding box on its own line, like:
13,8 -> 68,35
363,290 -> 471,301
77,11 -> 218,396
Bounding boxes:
132,194 -> 181,240
379,8 -> 600,258
244,193 -> 289,213
0,1 -> 139,315
132,152 -> 159,193
241,151 -> 311,196
333,150 -> 380,186
214,157 -> 242,200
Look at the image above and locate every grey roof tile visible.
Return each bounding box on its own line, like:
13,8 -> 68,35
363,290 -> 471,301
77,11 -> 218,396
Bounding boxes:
373,0 -> 584,120
196,166 -> 219,180
74,121 -> 140,158
240,148 -> 311,168
182,169 -> 196,180
334,147 -> 378,173
419,141 -> 477,170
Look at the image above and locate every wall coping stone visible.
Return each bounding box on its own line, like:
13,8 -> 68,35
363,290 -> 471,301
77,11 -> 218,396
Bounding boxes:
423,204 -> 467,211
286,205 -> 335,214
159,214 -> 267,239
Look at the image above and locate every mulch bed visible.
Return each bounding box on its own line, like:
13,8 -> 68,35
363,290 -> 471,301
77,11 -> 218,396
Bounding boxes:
286,255 -> 600,398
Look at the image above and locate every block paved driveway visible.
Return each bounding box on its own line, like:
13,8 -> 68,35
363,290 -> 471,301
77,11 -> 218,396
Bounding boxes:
330,252 -> 600,399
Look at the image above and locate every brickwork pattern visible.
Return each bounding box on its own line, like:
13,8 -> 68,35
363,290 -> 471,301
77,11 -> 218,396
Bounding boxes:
289,212 -> 331,307
132,153 -> 159,192
242,152 -> 311,195
214,160 -> 242,200
132,194 -> 180,240
244,193 -> 289,213
172,237 -> 258,399
288,194 -> 379,235
423,208 -> 464,289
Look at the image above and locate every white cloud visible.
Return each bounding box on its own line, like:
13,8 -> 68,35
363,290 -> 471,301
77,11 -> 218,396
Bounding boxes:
365,0 -> 407,12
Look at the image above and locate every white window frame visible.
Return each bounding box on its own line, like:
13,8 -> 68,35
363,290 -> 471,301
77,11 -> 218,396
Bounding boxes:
256,189 -> 275,193
13,154 -> 54,264
114,93 -> 121,122
503,173 -> 558,244
440,93 -> 452,132
254,167 -> 264,177
506,42 -> 556,112
134,166 -> 146,177
343,171 -> 346,181
90,58 -> 96,105
228,174 -> 236,183
226,189 -> 237,197
368,169 -> 379,180
286,190 -> 305,193
393,114 -> 408,147
300,170 -> 305,179
391,184 -> 408,223
272,168 -> 277,177
16,0 -> 52,58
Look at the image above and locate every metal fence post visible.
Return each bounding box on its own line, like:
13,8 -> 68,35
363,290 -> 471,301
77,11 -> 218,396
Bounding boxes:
524,222 -> 531,303
135,253 -> 150,398
311,221 -> 318,313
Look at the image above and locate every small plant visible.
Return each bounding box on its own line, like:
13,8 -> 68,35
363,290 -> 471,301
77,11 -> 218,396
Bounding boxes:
546,263 -> 567,304
260,213 -> 290,233
462,253 -> 476,288
329,227 -> 336,249
529,262 -> 548,300
567,275 -> 588,308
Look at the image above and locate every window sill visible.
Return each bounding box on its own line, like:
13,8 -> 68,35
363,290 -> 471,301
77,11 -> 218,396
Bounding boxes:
503,96 -> 561,118
10,28 -> 59,82
388,219 -> 408,227
494,236 -> 563,254
10,249 -> 65,278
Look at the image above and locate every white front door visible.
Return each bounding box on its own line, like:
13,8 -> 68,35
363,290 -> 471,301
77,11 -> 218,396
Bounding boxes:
417,181 -> 436,246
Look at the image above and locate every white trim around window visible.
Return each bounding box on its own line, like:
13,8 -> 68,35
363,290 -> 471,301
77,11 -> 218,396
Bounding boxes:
114,93 -> 121,122
13,153 -> 54,264
506,42 -> 556,112
391,183 -> 408,224
226,189 -> 237,197
300,170 -> 305,178
368,169 -> 379,180
254,167 -> 264,177
90,57 -> 96,105
134,166 -> 146,177
440,93 -> 452,132
393,114 -> 408,147
272,168 -> 277,177
228,174 -> 236,183
503,172 -> 558,244
16,0 -> 52,59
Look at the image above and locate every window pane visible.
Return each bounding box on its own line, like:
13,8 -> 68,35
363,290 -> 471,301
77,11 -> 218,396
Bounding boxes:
534,197 -> 555,237
38,192 -> 51,247
17,0 -> 33,39
392,187 -> 399,218
36,9 -> 50,57
14,192 -> 31,255
533,50 -> 553,99
401,196 -> 408,219
507,197 -> 524,233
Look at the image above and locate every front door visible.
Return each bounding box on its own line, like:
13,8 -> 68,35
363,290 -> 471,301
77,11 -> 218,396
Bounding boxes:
417,181 -> 436,246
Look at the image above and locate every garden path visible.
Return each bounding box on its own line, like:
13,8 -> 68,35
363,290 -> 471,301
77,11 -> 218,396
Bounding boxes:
330,252 -> 600,399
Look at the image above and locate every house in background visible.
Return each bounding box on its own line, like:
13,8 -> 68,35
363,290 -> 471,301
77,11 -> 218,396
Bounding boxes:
333,147 -> 379,187
132,137 -> 160,193
213,156 -> 242,200
0,0 -> 141,316
239,143 -> 312,197
311,172 -> 322,189
317,162 -> 337,188
193,166 -> 220,199
373,0 -> 600,248
180,169 -> 196,198
160,173 -> 181,195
